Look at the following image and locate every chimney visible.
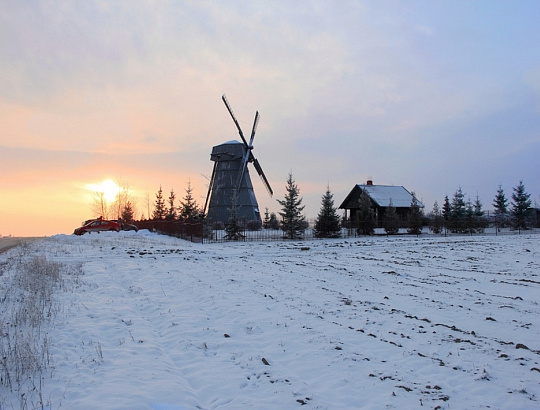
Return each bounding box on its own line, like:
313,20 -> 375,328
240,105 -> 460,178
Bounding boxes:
366,180 -> 373,186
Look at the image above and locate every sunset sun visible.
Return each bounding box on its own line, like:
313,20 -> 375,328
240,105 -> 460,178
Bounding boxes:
86,179 -> 121,203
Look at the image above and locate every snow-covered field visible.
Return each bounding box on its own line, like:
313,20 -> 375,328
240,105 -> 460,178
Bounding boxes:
1,231 -> 539,409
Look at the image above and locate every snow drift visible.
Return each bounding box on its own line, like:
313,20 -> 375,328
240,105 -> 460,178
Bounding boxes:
1,231 -> 539,409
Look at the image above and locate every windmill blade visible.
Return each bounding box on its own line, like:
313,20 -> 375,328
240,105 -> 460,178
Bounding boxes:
236,151 -> 250,190
222,94 -> 249,147
203,162 -> 218,215
253,158 -> 273,196
248,111 -> 259,148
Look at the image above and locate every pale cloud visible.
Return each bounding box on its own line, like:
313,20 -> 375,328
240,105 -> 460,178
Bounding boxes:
414,25 -> 434,37
524,66 -> 540,113
1,0 -> 539,235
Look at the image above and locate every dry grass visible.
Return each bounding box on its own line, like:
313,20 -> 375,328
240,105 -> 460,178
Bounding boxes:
0,248 -> 81,409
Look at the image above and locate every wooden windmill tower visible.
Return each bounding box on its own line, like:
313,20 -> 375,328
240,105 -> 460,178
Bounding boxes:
203,95 -> 273,225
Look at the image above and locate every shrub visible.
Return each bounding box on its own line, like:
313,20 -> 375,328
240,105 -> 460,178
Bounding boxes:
211,221 -> 225,230
246,220 -> 262,231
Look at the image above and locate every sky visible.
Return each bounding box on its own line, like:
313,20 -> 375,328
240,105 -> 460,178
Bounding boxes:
1,0 -> 539,236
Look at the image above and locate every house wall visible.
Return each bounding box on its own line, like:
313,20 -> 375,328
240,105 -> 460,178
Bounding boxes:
345,206 -> 412,228
340,184 -> 421,229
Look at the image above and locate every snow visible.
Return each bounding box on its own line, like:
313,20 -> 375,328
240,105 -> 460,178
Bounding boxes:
1,231 -> 540,409
357,184 -> 422,208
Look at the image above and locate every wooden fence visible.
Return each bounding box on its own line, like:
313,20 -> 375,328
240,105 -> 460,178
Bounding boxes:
134,220 -> 205,243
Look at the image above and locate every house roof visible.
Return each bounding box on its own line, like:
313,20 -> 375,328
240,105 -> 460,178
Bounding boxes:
339,184 -> 424,209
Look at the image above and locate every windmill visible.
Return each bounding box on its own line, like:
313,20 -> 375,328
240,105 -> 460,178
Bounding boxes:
203,94 -> 273,225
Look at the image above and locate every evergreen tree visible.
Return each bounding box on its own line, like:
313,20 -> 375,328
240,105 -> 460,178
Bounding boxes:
269,212 -> 279,230
314,185 -> 341,238
465,198 -> 475,234
262,208 -> 271,229
473,194 -> 486,233
407,192 -> 422,235
493,184 -> 508,230
179,181 -> 200,221
277,173 -> 306,239
511,180 -> 532,230
356,190 -> 375,235
225,189 -> 244,240
152,186 -> 167,220
121,201 -> 135,224
429,200 -> 443,234
449,187 -> 466,232
442,195 -> 451,234
383,198 -> 399,235
167,189 -> 177,220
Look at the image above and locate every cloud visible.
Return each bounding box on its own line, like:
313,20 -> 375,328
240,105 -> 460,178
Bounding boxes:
524,67 -> 540,113
1,1 -> 539,234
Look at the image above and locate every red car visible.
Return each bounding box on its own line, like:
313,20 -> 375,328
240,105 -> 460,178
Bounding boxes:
74,219 -> 121,235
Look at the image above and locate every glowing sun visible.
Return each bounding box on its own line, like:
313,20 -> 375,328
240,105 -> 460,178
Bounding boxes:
86,179 -> 121,202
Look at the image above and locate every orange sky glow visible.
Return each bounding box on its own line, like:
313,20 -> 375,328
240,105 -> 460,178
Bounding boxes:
1,2 -> 539,237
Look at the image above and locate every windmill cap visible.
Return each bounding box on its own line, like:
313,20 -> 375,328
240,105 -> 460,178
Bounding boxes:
210,140 -> 246,161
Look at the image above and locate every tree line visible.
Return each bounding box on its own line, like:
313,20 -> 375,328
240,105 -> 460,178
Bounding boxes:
426,181 -> 534,234
149,181 -> 203,222
271,177 -> 536,239
95,175 -> 536,239
95,181 -> 204,225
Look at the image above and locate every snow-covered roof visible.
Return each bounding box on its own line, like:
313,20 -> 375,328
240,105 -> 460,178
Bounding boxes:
339,184 -> 424,209
360,184 -> 422,208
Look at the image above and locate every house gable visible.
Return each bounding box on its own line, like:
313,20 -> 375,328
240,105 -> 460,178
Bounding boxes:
339,184 -> 423,210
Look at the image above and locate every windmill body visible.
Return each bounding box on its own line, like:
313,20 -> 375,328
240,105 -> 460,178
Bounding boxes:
204,95 -> 273,226
206,140 -> 260,224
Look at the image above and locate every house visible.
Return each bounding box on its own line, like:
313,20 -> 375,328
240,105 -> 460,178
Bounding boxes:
339,180 -> 424,228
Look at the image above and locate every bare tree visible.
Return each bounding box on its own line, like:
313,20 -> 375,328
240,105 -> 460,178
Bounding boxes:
111,179 -> 131,220
92,191 -> 108,219
144,192 -> 151,221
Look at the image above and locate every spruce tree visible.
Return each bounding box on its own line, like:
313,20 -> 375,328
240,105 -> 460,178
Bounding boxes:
121,201 -> 135,224
225,189 -> 244,240
493,184 -> 508,230
430,200 -> 443,234
277,173 -> 306,239
383,198 -> 399,235
511,180 -> 532,231
179,181 -> 200,221
465,198 -> 475,234
269,212 -> 279,230
407,192 -> 422,235
473,194 -> 485,233
167,189 -> 177,220
356,190 -> 375,235
152,186 -> 167,220
314,185 -> 341,238
450,187 -> 466,232
262,208 -> 271,229
442,195 -> 451,234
